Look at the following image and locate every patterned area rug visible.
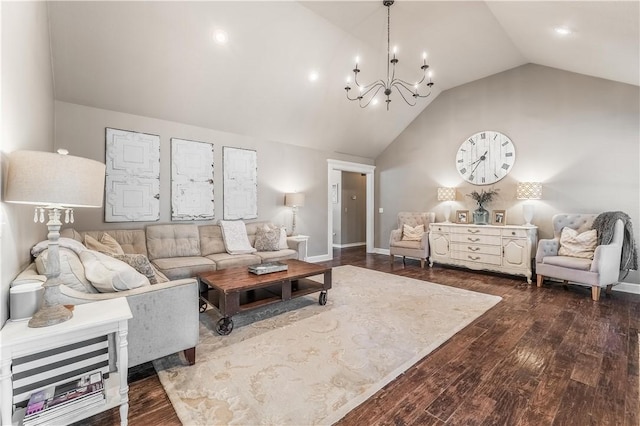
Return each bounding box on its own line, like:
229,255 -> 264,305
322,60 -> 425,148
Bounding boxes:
153,265 -> 502,425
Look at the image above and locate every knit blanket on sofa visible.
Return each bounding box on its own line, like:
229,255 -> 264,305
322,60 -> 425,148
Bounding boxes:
593,211 -> 638,272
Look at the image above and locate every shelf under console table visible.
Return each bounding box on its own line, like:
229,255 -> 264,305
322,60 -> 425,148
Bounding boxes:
428,222 -> 538,283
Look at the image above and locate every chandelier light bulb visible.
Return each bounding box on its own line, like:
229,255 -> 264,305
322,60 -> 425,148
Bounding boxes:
423,52 -> 427,60
355,56 -> 360,65
308,71 -> 319,82
393,46 -> 398,54
346,76 -> 351,84
213,29 -> 228,45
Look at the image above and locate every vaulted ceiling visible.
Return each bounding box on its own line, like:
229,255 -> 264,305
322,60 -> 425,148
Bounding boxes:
47,1 -> 639,159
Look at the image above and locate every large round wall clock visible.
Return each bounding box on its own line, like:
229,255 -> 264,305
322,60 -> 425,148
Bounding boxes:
455,130 -> 516,185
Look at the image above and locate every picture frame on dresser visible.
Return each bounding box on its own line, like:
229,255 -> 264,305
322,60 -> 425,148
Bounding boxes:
492,210 -> 506,226
456,210 -> 469,224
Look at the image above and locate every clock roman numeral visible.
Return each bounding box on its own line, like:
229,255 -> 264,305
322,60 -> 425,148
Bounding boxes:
469,174 -> 475,181
493,134 -> 498,140
468,138 -> 475,145
481,177 -> 486,183
480,132 -> 486,139
505,152 -> 513,157
457,159 -> 463,163
501,141 -> 509,146
459,167 -> 467,174
502,163 -> 510,170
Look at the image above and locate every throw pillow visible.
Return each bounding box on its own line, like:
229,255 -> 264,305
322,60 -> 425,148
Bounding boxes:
255,226 -> 281,251
109,253 -> 158,284
219,220 -> 257,255
279,226 -> 289,249
402,224 -> 425,241
84,234 -> 125,255
558,227 -> 597,259
79,250 -> 150,292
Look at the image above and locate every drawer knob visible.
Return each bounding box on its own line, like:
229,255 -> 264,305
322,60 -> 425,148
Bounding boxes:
468,246 -> 480,251
511,231 -> 516,235
468,237 -> 480,242
468,255 -> 481,261
468,229 -> 480,234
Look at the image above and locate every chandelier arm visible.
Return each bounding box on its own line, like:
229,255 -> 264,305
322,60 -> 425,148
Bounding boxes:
359,82 -> 385,99
359,85 -> 385,108
393,85 -> 418,107
393,80 -> 433,100
394,75 -> 427,88
354,78 -> 387,91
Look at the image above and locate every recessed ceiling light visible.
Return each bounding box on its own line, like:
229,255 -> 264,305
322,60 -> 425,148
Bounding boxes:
308,71 -> 319,82
213,29 -> 228,44
554,27 -> 571,36
371,99 -> 379,106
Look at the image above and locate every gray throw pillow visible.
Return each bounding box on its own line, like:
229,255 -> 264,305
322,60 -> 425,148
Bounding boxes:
254,226 -> 281,251
109,253 -> 158,284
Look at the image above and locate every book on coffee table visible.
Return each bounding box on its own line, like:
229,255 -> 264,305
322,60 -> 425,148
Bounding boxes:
248,262 -> 288,275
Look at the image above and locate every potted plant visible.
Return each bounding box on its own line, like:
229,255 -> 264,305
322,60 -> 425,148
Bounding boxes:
466,188 -> 499,225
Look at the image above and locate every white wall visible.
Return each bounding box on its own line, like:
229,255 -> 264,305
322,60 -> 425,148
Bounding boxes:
376,64 -> 640,285
53,101 -> 371,258
1,2 -> 56,324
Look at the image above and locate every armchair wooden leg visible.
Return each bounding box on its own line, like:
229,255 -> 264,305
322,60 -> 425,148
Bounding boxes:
402,256 -> 406,266
606,284 -> 613,295
420,258 -> 425,268
536,274 -> 544,287
562,280 -> 569,290
389,255 -> 394,265
184,347 -> 196,365
591,286 -> 601,302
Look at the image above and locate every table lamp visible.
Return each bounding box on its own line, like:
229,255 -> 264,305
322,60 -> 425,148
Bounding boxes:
437,187 -> 456,223
284,192 -> 305,236
516,182 -> 542,226
4,150 -> 106,327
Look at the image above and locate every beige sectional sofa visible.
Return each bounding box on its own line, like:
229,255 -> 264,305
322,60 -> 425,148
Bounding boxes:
11,221 -> 302,368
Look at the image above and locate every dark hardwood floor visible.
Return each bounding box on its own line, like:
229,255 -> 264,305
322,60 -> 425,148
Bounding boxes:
80,247 -> 639,425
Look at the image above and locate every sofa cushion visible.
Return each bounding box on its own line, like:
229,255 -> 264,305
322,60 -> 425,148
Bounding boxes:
254,225 -> 281,251
146,224 -> 201,260
205,253 -> 262,270
219,220 -> 257,255
254,249 -> 298,263
35,247 -> 97,293
82,229 -> 148,256
79,250 -> 150,292
558,227 -> 597,259
390,240 -> 422,249
198,225 -> 227,256
151,256 -> 216,280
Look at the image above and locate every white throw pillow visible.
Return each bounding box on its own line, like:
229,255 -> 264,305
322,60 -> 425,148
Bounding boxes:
219,220 -> 257,255
279,226 -> 288,249
558,227 -> 597,259
402,224 -> 425,241
80,250 -> 150,292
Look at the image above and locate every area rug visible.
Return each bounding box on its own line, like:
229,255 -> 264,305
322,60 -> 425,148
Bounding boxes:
153,265 -> 502,425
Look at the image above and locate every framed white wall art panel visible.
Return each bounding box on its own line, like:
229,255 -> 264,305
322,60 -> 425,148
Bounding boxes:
223,147 -> 257,220
105,128 -> 160,222
171,138 -> 214,221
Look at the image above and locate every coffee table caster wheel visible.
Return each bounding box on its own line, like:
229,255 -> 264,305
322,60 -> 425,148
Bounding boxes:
216,317 -> 234,335
319,291 -> 327,306
199,300 -> 208,313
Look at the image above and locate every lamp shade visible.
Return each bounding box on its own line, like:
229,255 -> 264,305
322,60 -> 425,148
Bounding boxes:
284,192 -> 305,208
516,182 -> 542,200
5,150 -> 106,208
437,187 -> 456,201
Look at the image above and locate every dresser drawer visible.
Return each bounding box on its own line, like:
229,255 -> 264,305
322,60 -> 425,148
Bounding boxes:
451,243 -> 501,256
430,225 -> 450,233
450,234 -> 501,245
451,226 -> 501,237
451,251 -> 502,265
501,229 -> 529,238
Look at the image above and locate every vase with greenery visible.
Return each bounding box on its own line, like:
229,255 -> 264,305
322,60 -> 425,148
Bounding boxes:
466,188 -> 499,225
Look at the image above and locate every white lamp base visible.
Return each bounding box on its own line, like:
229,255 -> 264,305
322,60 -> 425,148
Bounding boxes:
443,204 -> 452,223
522,204 -> 534,226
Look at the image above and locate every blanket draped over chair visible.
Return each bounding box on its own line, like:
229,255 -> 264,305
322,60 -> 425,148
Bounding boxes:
593,211 -> 638,272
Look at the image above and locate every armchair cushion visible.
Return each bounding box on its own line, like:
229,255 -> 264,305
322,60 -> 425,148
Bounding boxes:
542,255 -> 592,271
402,224 -> 425,241
558,227 -> 597,259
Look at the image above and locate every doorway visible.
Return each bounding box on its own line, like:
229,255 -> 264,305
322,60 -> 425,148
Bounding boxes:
326,160 -> 375,258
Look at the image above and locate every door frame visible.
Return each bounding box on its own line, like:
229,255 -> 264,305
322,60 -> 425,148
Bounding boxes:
327,159 -> 376,258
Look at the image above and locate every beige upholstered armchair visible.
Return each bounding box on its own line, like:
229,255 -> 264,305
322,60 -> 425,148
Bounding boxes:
536,213 -> 624,301
389,212 -> 436,268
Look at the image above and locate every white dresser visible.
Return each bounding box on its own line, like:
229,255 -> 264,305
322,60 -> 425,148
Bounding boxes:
429,223 -> 538,283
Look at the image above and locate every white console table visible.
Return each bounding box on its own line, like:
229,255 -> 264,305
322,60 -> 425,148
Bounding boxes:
0,298 -> 132,426
429,223 -> 538,283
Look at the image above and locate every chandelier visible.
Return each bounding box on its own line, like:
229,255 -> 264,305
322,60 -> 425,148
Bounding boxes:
344,0 -> 434,110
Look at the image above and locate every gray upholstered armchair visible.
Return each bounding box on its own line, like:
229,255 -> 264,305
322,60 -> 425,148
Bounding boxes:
389,212 -> 435,268
536,213 -> 623,301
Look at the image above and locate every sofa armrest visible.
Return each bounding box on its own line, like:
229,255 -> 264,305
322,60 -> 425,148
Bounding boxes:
536,238 -> 559,263
59,279 -> 199,367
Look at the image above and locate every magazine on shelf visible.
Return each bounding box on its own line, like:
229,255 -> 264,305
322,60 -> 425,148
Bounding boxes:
23,396 -> 106,426
248,261 -> 288,275
24,371 -> 105,422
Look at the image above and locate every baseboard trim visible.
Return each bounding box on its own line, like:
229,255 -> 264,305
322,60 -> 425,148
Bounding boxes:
332,242 -> 366,249
373,248 -> 390,255
306,254 -> 332,263
613,282 -> 640,295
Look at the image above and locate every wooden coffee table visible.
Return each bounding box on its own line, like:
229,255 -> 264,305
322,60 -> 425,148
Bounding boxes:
198,259 -> 332,335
